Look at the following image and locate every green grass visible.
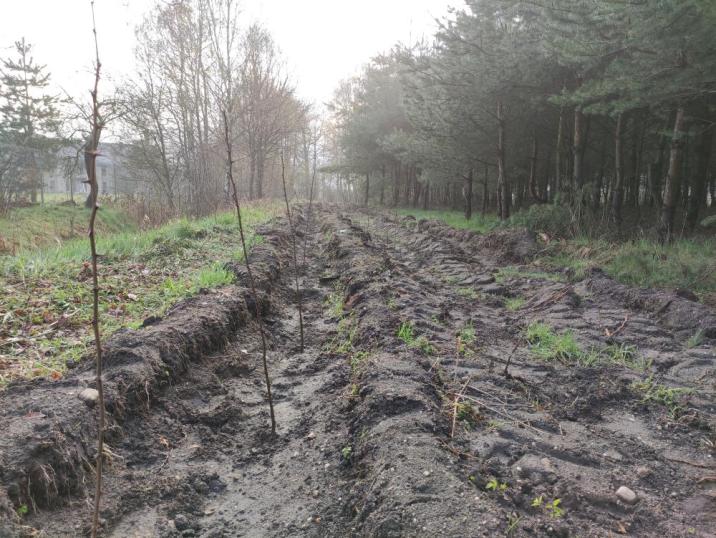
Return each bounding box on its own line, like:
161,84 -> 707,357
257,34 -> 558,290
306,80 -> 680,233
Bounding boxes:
397,321 -> 415,345
525,322 -> 653,371
404,210 -> 716,297
631,375 -> 693,418
0,201 -> 280,385
504,297 -> 526,311
525,322 -> 589,363
0,200 -> 135,253
396,208 -> 499,234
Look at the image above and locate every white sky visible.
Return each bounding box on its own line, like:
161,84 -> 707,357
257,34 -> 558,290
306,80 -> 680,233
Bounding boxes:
0,0 -> 460,107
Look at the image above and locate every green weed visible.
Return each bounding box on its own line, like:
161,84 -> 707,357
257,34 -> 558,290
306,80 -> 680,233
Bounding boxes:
397,321 -> 415,345
504,297 -> 526,311
632,376 -> 693,418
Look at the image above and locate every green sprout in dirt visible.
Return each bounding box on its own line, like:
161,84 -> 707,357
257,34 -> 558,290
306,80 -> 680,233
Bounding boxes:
686,329 -> 705,349
386,296 -> 398,311
457,323 -> 476,355
16,504 -> 28,518
632,376 -> 693,418
350,351 -> 370,374
330,315 -> 358,354
526,322 -> 585,363
485,477 -> 509,493
506,515 -> 521,535
455,401 -> 479,428
325,289 -> 345,319
532,496 -> 565,519
603,343 -> 652,371
504,297 -> 526,311
397,321 -> 415,345
341,445 -> 353,461
414,335 -> 435,355
457,287 -> 479,300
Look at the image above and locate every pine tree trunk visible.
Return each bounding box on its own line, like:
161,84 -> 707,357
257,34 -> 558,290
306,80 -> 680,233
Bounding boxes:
482,164 -> 488,217
612,113 -> 625,229
555,105 -> 564,198
573,108 -> 584,188
529,133 -> 541,202
686,122 -> 713,233
364,172 -> 370,206
464,168 -> 473,220
658,106 -> 687,243
497,100 -> 509,220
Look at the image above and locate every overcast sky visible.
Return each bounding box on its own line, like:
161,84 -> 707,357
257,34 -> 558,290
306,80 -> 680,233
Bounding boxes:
0,0 -> 460,107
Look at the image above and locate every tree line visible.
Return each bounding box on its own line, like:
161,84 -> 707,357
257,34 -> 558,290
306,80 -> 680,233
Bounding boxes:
0,0 -> 320,219
327,0 -> 716,242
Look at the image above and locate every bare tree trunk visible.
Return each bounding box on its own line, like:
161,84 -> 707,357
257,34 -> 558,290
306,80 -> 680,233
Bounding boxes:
658,106 -> 687,243
482,164 -> 488,217
86,5 -> 105,536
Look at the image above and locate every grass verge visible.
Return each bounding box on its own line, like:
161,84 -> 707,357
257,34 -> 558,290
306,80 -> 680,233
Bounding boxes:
0,201 -> 280,386
398,208 -> 716,298
0,198 -> 135,253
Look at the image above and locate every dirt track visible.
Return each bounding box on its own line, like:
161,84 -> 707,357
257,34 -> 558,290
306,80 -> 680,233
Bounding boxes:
1,206 -> 715,537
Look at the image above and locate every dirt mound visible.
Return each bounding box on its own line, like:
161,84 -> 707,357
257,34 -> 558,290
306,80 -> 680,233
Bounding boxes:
0,240 -> 282,536
408,216 -> 538,263
1,207 -> 714,537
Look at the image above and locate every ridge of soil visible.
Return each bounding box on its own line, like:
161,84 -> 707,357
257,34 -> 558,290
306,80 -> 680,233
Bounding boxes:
1,205 -> 714,537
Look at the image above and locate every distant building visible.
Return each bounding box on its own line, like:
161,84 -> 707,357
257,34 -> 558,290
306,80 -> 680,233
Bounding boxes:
43,142 -> 148,198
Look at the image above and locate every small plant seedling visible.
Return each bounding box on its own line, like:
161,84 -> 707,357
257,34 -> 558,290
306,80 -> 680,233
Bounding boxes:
546,498 -> 564,519
506,515 -> 521,535
350,383 -> 360,397
686,329 -> 705,349
414,335 -> 435,355
16,504 -> 29,517
397,321 -> 415,345
455,401 -> 479,427
632,375 -> 693,418
341,445 -> 353,461
386,296 -> 398,311
504,297 -> 525,311
457,287 -> 479,300
486,477 -> 508,492
531,495 -> 544,508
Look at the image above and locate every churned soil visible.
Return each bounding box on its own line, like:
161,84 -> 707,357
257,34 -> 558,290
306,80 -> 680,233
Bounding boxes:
1,206 -> 714,537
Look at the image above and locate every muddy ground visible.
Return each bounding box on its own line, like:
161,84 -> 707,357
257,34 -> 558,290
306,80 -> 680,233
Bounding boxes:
1,206 -> 715,537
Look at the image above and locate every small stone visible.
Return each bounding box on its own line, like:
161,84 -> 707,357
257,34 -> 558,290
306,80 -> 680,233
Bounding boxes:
423,470 -> 431,477
78,388 -> 99,406
312,489 -> 319,498
307,431 -> 316,439
616,486 -> 638,505
174,514 -> 189,530
636,466 -> 651,479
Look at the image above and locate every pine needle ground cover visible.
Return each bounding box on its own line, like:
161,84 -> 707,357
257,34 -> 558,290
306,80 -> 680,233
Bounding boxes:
0,201 -> 280,386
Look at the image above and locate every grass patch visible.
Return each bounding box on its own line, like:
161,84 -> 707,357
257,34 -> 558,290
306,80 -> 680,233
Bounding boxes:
525,322 -> 588,363
631,375 -> 693,418
404,209 -> 716,296
396,208 -> 499,234
525,322 -> 654,371
0,199 -> 135,254
504,297 -> 526,311
0,201 -> 280,385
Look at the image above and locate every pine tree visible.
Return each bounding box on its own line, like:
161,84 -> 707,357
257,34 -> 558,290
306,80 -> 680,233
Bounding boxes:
0,38 -> 60,203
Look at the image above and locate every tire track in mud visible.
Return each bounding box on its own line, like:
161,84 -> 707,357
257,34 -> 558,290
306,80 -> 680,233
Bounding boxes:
0,206 -> 714,537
